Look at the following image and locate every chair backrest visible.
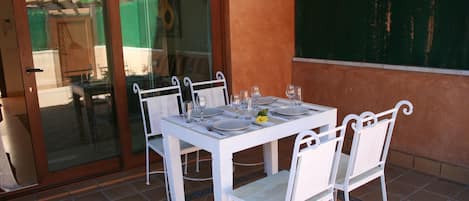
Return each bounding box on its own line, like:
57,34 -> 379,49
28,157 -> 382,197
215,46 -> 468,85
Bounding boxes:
133,76 -> 183,137
183,71 -> 228,108
285,126 -> 345,201
343,100 -> 413,182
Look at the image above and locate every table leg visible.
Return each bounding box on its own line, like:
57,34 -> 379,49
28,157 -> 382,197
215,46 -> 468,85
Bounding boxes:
163,135 -> 185,201
84,94 -> 96,144
72,93 -> 86,142
212,150 -> 233,201
320,122 -> 337,140
263,140 -> 278,176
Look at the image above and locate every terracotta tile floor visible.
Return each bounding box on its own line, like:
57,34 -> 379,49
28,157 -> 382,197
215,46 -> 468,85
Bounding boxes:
8,140 -> 469,201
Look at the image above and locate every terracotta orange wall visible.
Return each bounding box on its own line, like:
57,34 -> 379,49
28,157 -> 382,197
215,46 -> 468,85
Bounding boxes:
293,61 -> 469,168
226,0 -> 294,97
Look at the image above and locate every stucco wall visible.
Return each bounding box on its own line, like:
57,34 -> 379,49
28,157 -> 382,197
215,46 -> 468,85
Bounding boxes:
293,60 -> 469,168
227,0 -> 294,97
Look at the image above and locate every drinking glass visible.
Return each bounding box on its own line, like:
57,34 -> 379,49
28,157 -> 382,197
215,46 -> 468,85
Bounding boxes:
183,101 -> 193,123
251,86 -> 261,99
294,86 -> 302,107
196,95 -> 207,121
231,94 -> 241,110
285,84 -> 296,105
240,90 -> 249,109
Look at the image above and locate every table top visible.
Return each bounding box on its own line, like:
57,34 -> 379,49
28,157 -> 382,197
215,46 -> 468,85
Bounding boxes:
162,97 -> 337,152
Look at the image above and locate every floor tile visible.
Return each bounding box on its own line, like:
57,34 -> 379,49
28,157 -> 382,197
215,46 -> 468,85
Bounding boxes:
351,181 -> 381,198
394,171 -> 436,187
130,175 -> 164,193
141,186 -> 168,201
115,194 -> 148,201
74,192 -> 109,201
64,179 -> 99,196
386,181 -> 419,199
359,190 -> 401,201
101,183 -> 137,200
455,187 -> 469,201
407,190 -> 449,201
385,165 -> 409,182
424,179 -> 466,198
35,186 -> 70,201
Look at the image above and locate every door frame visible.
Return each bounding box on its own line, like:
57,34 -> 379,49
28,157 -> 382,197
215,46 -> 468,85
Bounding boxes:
9,0 -> 228,192
0,51 -> 7,97
12,0 -> 121,186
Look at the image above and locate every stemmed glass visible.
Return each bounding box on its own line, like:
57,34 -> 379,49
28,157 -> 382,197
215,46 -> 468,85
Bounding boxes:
196,95 -> 207,121
285,84 -> 296,105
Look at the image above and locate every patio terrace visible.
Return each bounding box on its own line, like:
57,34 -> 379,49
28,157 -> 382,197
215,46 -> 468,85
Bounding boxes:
8,138 -> 469,201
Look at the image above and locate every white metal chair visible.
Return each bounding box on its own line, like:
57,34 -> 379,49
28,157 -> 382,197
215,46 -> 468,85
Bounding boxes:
334,100 -> 413,201
231,126 -> 346,201
183,71 -> 229,108
183,71 -> 263,167
133,76 -> 209,199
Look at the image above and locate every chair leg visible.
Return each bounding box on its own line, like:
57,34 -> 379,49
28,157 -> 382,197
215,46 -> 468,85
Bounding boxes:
184,153 -> 188,175
344,191 -> 350,201
163,160 -> 171,201
333,190 -> 338,201
145,147 -> 150,185
380,175 -> 388,201
196,150 -> 200,173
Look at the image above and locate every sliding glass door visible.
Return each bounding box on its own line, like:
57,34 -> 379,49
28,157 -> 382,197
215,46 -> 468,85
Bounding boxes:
118,0 -> 217,153
13,0 -> 121,184
11,0 -> 225,187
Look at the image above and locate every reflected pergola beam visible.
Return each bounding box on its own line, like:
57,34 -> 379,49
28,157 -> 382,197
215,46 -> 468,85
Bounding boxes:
25,0 -> 101,16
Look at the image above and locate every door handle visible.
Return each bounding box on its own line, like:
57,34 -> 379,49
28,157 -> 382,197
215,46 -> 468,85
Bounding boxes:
26,68 -> 44,73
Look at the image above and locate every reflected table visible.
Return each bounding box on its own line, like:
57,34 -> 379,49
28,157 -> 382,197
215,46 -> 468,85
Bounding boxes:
71,81 -> 110,144
161,98 -> 337,201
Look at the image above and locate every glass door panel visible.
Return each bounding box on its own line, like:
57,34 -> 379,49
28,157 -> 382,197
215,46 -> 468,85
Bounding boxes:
119,0 -> 214,152
26,1 -> 119,171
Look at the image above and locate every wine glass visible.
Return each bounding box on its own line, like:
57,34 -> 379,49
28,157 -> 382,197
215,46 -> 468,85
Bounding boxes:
285,84 -> 296,105
196,95 -> 207,121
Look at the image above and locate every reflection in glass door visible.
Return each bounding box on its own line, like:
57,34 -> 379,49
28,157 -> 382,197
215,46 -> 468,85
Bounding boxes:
119,0 -> 214,153
26,1 -> 119,171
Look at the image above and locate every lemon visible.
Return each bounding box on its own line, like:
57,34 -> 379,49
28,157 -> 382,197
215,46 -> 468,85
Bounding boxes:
255,115 -> 269,123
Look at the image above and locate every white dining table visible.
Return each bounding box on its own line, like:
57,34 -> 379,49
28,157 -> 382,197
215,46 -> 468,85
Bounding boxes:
161,98 -> 337,201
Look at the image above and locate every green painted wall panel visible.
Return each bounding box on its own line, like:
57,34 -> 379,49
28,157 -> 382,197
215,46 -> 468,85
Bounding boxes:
296,0 -> 469,70
28,9 -> 48,51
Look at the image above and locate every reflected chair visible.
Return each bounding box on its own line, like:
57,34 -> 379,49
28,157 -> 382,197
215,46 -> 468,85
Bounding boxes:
183,71 -> 263,167
231,126 -> 345,201
334,100 -> 413,201
133,76 -> 208,199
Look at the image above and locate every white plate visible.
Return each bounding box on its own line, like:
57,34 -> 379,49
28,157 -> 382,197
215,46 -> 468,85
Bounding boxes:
192,108 -> 223,118
272,107 -> 309,116
212,119 -> 251,131
253,97 -> 276,105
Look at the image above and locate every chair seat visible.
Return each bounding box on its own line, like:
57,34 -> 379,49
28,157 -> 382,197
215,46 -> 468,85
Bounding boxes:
232,171 -> 333,201
148,135 -> 201,157
335,153 -> 384,191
